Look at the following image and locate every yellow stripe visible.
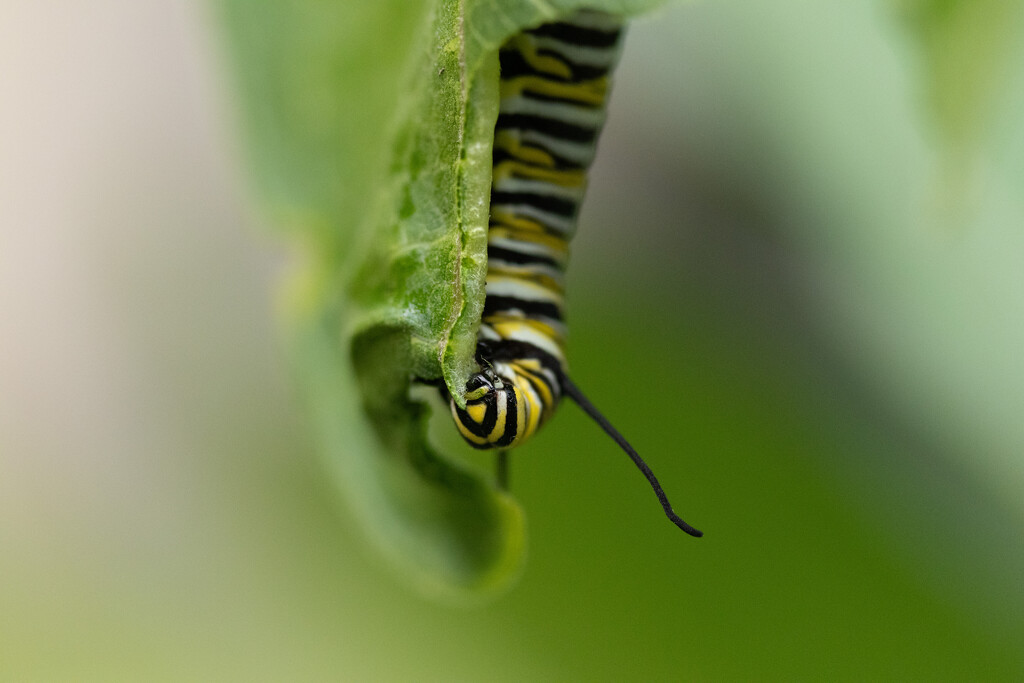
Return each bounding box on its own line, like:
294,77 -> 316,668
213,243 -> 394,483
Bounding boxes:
490,211 -> 551,234
485,318 -> 566,348
488,265 -> 564,294
455,417 -> 489,446
494,132 -> 558,168
513,361 -> 555,413
466,402 -> 487,424
492,159 -> 586,188
501,75 -> 609,107
490,214 -> 571,247
505,35 -> 573,80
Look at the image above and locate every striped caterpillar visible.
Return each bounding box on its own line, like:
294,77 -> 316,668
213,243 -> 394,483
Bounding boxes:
445,10 -> 701,537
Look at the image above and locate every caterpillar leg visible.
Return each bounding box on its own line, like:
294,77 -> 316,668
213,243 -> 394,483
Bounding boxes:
496,450 -> 510,491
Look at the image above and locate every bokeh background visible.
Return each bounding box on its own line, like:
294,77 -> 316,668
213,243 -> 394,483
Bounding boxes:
3,0 -> 1024,679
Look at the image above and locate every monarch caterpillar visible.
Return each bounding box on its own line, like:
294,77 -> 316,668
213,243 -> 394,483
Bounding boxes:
445,10 -> 702,537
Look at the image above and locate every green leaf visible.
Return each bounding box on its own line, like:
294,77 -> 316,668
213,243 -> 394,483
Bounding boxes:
218,0 -> 670,598
898,0 -> 1024,152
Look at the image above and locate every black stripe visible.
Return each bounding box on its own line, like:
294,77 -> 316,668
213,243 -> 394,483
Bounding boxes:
496,113 -> 598,144
477,339 -> 566,386
456,395 -> 497,439
483,295 -> 563,322
494,388 -> 518,447
515,86 -> 603,108
490,190 -> 579,218
499,48 -> 565,82
463,435 -> 495,451
487,245 -> 562,269
499,45 -> 613,84
481,397 -> 498,434
526,21 -> 622,49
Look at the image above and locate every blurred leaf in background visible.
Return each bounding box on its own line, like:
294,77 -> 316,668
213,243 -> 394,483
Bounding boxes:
2,0 -> 1023,680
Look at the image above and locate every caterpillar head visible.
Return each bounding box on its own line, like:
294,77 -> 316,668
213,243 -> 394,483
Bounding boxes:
450,369 -> 523,449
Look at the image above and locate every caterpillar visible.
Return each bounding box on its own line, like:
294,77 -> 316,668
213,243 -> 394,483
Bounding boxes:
446,10 -> 702,537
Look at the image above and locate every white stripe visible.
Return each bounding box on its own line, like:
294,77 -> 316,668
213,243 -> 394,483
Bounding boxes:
486,276 -> 561,303
492,389 -> 508,440
492,175 -> 586,202
489,201 -> 577,235
478,323 -> 502,342
499,94 -> 608,129
529,35 -> 622,71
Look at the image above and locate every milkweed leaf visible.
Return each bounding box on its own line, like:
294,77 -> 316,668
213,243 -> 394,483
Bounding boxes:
219,0 -> 670,599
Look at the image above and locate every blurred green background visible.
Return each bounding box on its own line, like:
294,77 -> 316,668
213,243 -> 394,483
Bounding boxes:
3,0 -> 1023,679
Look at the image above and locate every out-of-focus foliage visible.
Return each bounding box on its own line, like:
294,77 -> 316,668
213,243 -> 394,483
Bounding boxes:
900,0 -> 1024,153
217,2 -> 427,254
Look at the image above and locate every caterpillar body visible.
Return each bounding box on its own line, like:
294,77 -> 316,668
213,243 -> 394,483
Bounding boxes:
446,10 -> 702,537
